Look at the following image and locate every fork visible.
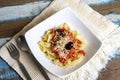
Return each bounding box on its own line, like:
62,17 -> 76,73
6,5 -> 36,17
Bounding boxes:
6,43 -> 32,80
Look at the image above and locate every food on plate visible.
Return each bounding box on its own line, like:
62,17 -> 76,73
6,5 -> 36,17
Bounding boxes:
38,23 -> 86,67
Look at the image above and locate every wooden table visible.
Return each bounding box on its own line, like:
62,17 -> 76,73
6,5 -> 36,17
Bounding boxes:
0,0 -> 120,80
0,0 -> 120,38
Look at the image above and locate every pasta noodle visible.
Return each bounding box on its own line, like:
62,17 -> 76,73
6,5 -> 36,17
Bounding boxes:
38,23 -> 86,67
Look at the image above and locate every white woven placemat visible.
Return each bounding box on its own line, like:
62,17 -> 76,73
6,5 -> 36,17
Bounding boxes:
0,0 -> 120,80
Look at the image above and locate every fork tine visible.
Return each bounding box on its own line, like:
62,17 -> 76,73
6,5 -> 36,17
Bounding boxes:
10,43 -> 16,50
6,45 -> 11,53
9,43 -> 13,51
6,43 -> 16,53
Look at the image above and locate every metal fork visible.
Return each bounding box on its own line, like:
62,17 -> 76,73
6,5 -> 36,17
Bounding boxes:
6,43 -> 32,80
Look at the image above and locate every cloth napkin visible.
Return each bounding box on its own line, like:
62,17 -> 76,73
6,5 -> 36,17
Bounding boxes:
0,0 -> 120,80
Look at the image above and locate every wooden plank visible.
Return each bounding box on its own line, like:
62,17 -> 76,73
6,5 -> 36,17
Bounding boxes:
0,57 -> 22,80
0,18 -> 33,38
98,7 -> 120,15
0,0 -> 38,7
98,58 -> 120,80
91,1 -> 120,15
0,0 -> 51,38
0,1 -> 120,38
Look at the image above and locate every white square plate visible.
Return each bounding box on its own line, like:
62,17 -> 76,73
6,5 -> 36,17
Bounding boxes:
25,7 -> 102,78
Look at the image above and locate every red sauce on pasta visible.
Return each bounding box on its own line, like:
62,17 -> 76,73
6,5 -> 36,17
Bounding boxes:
51,27 -> 85,65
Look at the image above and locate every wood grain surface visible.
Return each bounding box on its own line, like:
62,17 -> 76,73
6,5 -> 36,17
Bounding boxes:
0,18 -> 33,37
0,1 -> 119,38
92,1 -> 120,15
98,58 -> 120,80
0,0 -> 51,38
0,0 -> 38,7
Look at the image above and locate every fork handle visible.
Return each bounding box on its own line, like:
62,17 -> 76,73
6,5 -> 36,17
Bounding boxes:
18,61 -> 32,80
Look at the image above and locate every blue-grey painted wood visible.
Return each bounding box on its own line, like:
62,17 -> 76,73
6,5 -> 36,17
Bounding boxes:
0,0 -> 119,22
105,13 -> 120,25
84,0 -> 115,5
0,0 -> 51,22
0,57 -> 22,80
